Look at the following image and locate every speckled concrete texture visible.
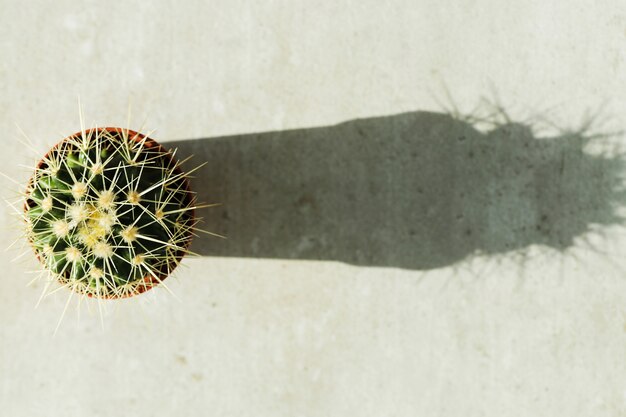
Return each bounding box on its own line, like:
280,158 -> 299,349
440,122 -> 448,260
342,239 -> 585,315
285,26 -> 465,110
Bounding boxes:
2,1 -> 626,416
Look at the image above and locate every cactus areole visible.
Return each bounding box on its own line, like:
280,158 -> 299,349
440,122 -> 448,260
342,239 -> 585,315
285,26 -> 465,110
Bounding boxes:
24,127 -> 195,299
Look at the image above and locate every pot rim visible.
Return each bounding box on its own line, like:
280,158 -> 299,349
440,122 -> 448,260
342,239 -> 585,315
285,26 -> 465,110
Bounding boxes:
25,127 -> 196,299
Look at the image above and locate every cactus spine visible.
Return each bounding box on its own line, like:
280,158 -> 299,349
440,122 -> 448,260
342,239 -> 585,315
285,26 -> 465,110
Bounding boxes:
24,127 -> 196,299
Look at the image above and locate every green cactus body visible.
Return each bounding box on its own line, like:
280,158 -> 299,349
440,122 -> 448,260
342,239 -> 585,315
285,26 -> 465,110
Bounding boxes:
24,127 -> 196,299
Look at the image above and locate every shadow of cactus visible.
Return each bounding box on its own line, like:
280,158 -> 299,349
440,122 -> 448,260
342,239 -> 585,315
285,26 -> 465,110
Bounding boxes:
164,103 -> 626,270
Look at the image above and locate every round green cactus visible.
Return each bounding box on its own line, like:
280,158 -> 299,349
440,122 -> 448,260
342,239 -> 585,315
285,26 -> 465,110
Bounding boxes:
24,127 -> 197,299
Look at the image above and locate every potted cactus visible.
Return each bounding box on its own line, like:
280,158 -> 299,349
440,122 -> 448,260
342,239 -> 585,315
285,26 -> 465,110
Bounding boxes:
23,127 -> 197,299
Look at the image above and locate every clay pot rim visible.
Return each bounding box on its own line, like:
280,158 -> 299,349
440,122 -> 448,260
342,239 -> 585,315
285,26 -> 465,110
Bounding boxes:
25,127 -> 195,299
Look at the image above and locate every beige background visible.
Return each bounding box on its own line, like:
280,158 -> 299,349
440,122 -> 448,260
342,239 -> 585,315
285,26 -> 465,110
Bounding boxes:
2,1 -> 626,416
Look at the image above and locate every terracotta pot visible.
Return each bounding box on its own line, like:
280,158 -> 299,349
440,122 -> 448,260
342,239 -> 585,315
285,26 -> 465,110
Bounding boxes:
25,127 -> 195,299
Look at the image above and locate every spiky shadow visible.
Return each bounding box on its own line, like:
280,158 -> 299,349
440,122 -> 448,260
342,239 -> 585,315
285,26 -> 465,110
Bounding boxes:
164,107 -> 626,270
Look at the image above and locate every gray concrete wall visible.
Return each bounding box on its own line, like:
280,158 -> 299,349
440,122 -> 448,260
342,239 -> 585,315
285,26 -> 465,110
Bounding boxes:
2,1 -> 626,416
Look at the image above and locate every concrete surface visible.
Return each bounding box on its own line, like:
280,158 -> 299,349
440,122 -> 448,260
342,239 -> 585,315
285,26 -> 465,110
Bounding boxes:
2,1 -> 626,416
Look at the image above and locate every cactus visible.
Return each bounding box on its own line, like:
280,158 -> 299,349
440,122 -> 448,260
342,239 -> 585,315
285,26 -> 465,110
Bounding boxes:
23,127 -> 197,299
